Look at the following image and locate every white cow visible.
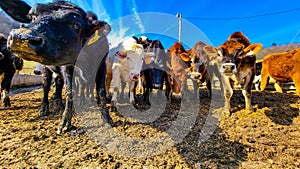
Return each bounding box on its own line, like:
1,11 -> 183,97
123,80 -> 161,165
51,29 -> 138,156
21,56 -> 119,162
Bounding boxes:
106,37 -> 152,111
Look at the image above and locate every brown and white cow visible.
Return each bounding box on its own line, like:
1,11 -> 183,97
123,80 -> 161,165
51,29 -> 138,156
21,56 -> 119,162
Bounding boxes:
260,48 -> 300,95
203,32 -> 262,113
188,41 -> 223,97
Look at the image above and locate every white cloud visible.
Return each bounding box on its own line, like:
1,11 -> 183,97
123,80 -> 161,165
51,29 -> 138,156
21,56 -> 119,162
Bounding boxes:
126,0 -> 145,33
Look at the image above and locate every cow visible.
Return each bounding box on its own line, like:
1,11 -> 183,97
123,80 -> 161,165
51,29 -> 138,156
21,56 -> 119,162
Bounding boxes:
0,34 -> 23,107
165,42 -> 192,102
253,60 -> 262,90
133,38 -> 170,109
106,37 -> 150,112
0,0 -> 111,134
188,41 -> 213,98
189,41 -> 225,98
203,32 -> 262,114
260,48 -> 300,95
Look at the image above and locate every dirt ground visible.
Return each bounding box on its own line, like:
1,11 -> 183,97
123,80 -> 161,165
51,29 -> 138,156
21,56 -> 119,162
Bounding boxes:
0,85 -> 300,168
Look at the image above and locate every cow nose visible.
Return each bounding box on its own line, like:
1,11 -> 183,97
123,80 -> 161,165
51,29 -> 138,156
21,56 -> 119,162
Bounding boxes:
222,65 -> 235,71
133,74 -> 140,80
129,73 -> 140,81
8,31 -> 45,51
27,36 -> 44,50
220,63 -> 237,75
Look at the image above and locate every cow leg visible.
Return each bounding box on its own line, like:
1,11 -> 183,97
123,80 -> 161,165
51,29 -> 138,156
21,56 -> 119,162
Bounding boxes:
40,67 -> 52,116
165,73 -> 172,101
260,64 -> 269,92
53,72 -> 64,112
58,65 -> 74,134
221,76 -> 233,112
1,70 -> 14,107
192,79 -> 199,99
120,80 -> 126,100
212,65 -> 224,93
110,65 -> 121,112
88,83 -> 95,101
105,69 -> 112,101
79,79 -> 86,105
95,57 -> 112,124
243,72 -> 255,110
274,81 -> 283,93
206,78 -> 212,98
129,81 -> 135,105
292,74 -> 300,96
143,69 -> 152,106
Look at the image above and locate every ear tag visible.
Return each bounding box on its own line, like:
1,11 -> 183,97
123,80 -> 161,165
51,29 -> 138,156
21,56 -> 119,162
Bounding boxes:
87,30 -> 100,45
246,51 -> 254,56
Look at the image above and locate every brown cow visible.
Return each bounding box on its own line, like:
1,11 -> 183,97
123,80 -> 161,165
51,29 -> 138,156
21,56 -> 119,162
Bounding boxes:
166,42 -> 191,102
203,32 -> 262,113
260,48 -> 300,95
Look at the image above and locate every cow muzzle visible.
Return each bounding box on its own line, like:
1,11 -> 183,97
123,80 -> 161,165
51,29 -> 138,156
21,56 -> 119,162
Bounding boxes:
220,63 -> 237,76
7,29 -> 45,55
129,73 -> 140,81
190,72 -> 202,80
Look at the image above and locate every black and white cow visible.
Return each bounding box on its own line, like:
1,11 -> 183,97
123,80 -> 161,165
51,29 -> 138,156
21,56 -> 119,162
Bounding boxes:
0,0 -> 111,134
133,38 -> 170,108
0,34 -> 23,107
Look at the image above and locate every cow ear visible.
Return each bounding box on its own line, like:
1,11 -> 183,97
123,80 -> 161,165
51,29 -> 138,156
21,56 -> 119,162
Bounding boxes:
91,20 -> 111,35
130,44 -> 144,56
203,45 -> 219,59
243,43 -> 263,56
0,0 -> 32,23
180,53 -> 191,62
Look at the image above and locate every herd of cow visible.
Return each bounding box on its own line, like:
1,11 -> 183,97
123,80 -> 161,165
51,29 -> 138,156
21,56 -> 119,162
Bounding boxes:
0,1 -> 299,134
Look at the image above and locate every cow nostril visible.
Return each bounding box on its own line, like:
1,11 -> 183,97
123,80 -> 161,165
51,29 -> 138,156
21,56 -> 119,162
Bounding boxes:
28,37 -> 44,47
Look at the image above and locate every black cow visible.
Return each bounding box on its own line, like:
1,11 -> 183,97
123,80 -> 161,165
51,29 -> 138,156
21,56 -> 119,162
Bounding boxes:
0,0 -> 111,134
0,34 -> 23,107
133,38 -> 170,109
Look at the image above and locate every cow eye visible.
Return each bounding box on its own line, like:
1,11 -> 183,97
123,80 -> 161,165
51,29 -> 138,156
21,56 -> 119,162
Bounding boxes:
31,15 -> 37,22
72,24 -> 81,30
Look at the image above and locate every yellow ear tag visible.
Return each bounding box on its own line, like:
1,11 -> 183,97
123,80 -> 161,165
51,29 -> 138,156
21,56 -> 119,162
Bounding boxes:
87,30 -> 100,45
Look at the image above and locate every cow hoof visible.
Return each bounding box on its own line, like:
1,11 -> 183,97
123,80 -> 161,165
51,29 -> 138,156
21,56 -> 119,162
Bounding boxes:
110,106 -> 117,112
221,108 -> 231,118
56,128 -> 62,135
101,109 -> 112,125
171,97 -> 181,104
3,98 -> 11,107
56,101 -> 65,112
40,109 -> 49,117
110,101 -> 117,112
57,125 -> 72,135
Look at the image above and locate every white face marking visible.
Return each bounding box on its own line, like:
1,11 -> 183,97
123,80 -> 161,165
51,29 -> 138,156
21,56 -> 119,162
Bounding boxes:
217,50 -> 223,58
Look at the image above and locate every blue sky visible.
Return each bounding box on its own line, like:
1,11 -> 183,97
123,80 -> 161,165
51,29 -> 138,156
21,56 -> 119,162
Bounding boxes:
14,0 -> 300,49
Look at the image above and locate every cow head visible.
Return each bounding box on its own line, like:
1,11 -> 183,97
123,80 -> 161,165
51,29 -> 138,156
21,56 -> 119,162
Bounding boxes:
145,40 -> 167,89
203,42 -> 262,76
115,38 -> 146,81
188,41 -> 208,80
1,0 -> 110,66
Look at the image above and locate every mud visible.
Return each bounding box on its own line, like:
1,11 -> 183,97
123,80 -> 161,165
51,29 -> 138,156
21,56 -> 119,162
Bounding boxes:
0,87 -> 299,168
